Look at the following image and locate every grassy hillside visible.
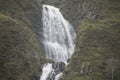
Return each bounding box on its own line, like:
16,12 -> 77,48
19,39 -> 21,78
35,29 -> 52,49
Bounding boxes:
61,0 -> 120,80
0,0 -> 46,80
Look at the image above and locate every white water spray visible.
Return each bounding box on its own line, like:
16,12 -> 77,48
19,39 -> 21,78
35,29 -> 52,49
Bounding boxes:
40,63 -> 54,80
40,5 -> 76,80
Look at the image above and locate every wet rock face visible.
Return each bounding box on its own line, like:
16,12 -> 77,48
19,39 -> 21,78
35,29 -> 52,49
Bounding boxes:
52,62 -> 66,73
45,62 -> 66,80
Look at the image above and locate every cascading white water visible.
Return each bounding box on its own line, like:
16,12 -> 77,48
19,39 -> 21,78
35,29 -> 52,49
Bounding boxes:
42,5 -> 76,63
40,5 -> 76,80
40,63 -> 54,80
54,73 -> 63,80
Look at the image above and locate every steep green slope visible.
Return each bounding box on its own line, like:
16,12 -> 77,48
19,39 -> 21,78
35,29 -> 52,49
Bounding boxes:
0,0 -> 46,80
61,0 -> 120,80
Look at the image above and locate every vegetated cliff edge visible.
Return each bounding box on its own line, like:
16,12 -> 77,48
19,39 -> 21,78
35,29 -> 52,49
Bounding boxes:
0,0 -> 47,80
0,0 -> 120,80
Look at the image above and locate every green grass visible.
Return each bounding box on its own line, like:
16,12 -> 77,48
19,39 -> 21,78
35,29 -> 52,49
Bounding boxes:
62,0 -> 120,80
0,1 -> 46,80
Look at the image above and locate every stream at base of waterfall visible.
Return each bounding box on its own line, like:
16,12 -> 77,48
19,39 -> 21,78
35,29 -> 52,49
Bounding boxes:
40,5 -> 76,80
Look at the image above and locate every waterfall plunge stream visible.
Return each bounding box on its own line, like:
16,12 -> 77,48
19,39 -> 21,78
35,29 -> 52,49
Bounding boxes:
40,5 -> 76,80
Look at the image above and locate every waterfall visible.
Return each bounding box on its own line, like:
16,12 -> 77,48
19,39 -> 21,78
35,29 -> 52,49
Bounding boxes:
40,5 -> 76,80
40,63 -> 54,80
